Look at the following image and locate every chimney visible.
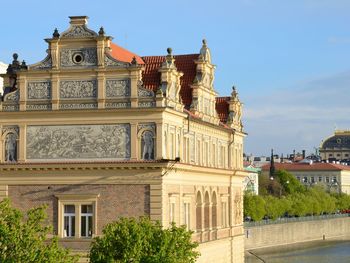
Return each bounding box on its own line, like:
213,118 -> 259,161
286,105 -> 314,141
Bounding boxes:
302,150 -> 306,159
69,16 -> 89,26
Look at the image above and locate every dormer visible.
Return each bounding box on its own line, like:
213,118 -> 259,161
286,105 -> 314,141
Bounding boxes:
227,86 -> 243,131
190,40 -> 220,125
157,48 -> 184,111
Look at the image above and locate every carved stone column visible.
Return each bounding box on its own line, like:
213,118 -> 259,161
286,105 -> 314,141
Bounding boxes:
51,73 -> 59,110
18,125 -> 26,162
156,122 -> 163,159
18,76 -> 26,111
97,73 -> 105,109
130,123 -> 138,160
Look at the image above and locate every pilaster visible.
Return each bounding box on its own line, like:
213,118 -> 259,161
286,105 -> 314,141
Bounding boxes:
18,124 -> 26,162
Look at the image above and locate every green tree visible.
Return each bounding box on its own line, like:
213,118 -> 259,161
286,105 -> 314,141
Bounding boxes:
263,195 -> 286,220
275,170 -> 305,195
334,193 -> 350,211
0,198 -> 78,263
89,217 -> 200,263
244,193 -> 266,221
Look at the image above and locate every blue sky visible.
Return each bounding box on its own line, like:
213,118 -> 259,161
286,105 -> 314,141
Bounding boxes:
1,0 -> 350,156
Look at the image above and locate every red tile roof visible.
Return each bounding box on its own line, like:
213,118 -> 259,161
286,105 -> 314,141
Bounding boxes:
261,162 -> 350,172
215,97 -> 230,123
109,42 -> 145,64
142,54 -> 199,107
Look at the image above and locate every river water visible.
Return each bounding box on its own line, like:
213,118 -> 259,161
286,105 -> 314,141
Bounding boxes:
246,240 -> 350,263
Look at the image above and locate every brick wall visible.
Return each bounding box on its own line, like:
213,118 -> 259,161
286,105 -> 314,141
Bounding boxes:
8,184 -> 150,235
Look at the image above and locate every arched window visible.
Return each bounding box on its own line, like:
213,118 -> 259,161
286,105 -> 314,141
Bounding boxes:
196,191 -> 202,231
204,191 -> 210,230
212,192 -> 217,229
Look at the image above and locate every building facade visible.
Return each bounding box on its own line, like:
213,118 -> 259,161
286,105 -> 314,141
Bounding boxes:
261,163 -> 350,194
0,16 -> 246,262
320,130 -> 350,161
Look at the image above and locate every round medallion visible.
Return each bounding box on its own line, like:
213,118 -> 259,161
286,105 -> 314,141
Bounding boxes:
72,52 -> 84,64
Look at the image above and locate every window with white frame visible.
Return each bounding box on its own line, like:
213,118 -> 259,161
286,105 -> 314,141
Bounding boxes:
81,205 -> 93,237
64,205 -> 75,237
56,194 -> 98,239
169,202 -> 175,224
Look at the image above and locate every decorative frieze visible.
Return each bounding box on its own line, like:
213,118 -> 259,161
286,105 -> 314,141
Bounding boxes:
60,48 -> 97,67
60,80 -> 97,99
61,25 -> 97,38
59,103 -> 98,110
26,104 -> 52,111
138,87 -> 154,97
26,124 -> 131,160
27,81 -> 51,100
105,102 -> 131,109
29,56 -> 52,70
105,79 -> 130,98
104,54 -> 129,67
3,105 -> 19,111
138,101 -> 155,108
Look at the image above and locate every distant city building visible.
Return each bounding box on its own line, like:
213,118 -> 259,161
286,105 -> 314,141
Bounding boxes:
261,162 -> 350,194
0,61 -> 7,94
320,130 -> 350,162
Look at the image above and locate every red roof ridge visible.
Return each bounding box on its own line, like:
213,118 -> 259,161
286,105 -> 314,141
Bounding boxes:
109,42 -> 145,64
261,162 -> 350,171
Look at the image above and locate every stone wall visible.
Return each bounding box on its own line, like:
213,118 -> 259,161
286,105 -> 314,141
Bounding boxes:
245,216 -> 350,250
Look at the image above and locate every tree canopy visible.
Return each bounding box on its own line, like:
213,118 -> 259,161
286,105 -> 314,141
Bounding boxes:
0,198 -> 78,263
245,170 -> 350,221
89,217 -> 200,263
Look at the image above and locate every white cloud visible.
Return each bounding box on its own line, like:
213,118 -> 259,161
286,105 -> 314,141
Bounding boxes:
243,71 -> 350,155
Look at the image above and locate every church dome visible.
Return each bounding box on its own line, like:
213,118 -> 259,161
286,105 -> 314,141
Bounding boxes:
321,131 -> 350,149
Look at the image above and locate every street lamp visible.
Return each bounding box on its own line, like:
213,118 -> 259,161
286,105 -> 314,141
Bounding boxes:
328,178 -> 338,193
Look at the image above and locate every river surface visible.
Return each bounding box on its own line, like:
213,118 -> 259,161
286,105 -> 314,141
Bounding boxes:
246,240 -> 350,263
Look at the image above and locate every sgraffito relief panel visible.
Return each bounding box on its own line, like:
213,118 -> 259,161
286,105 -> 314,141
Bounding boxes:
60,80 -> 97,99
27,82 -> 51,100
60,48 -> 97,67
105,79 -> 130,98
26,124 -> 130,160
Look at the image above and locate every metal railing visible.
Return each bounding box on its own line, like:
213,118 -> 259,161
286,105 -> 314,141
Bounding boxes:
244,213 -> 350,227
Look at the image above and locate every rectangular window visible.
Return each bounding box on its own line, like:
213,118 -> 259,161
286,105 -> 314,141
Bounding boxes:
64,205 -> 75,237
169,202 -> 175,224
326,177 -> 330,183
332,177 -> 337,183
183,202 -> 190,230
318,177 -> 322,182
81,205 -> 93,237
56,194 -> 98,239
303,177 -> 308,183
311,177 -> 315,183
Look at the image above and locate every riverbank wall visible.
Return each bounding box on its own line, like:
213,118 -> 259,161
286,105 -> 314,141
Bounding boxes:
245,215 -> 350,250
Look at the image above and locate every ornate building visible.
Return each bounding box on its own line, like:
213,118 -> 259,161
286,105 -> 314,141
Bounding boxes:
0,16 -> 246,262
0,61 -> 7,94
320,130 -> 350,161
